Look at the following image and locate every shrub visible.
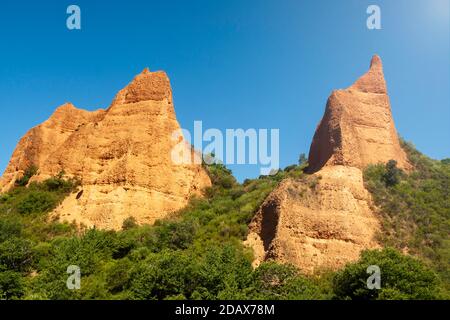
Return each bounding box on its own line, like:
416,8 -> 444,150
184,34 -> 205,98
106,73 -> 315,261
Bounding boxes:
0,237 -> 33,272
0,218 -> 22,242
43,172 -> 78,192
284,164 -> 297,172
205,163 -> 237,190
0,271 -> 25,299
14,165 -> 38,187
249,262 -> 325,300
122,217 -> 138,231
4,142 -> 446,300
146,219 -> 199,252
16,191 -> 58,215
105,259 -> 133,294
298,153 -> 308,166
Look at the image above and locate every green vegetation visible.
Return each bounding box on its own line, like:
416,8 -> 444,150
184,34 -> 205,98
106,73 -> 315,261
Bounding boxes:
363,140 -> 450,291
0,148 -> 448,300
333,248 -> 445,300
14,165 -> 38,187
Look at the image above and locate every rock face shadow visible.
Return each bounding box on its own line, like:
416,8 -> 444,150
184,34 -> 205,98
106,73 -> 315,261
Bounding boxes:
260,200 -> 280,252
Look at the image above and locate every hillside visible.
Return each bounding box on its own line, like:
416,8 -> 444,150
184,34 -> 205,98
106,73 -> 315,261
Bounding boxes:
0,144 -> 448,300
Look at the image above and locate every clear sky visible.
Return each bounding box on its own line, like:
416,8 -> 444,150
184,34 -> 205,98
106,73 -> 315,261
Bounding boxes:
0,0 -> 449,181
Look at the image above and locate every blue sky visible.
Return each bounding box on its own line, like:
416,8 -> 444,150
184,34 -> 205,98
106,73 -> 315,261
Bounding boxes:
0,0 -> 448,181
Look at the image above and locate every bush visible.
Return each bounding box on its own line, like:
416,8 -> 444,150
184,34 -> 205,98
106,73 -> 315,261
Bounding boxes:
43,172 -> 78,192
14,165 -> 38,187
0,218 -> 22,242
0,271 -> 25,299
105,259 -> 133,294
146,219 -> 199,251
0,237 -> 33,272
122,217 -> 138,231
16,191 -> 58,215
205,163 -> 237,190
298,153 -> 308,166
249,262 -> 325,300
192,245 -> 253,299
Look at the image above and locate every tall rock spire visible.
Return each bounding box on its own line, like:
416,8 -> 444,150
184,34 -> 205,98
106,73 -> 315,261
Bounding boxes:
307,55 -> 410,173
246,55 -> 411,273
349,54 -> 387,94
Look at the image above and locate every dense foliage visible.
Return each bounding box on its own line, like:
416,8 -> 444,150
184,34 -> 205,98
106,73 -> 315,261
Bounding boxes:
0,148 -> 448,300
333,248 -> 445,300
363,141 -> 450,290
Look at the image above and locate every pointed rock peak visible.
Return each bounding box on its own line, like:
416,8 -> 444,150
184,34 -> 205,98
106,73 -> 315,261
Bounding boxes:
47,103 -> 102,127
56,102 -> 76,110
307,55 -> 410,173
111,68 -> 173,106
349,54 -> 387,94
51,103 -> 79,117
53,102 -> 96,116
370,54 -> 382,69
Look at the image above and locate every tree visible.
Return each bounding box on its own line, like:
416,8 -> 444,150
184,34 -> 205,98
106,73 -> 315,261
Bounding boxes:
382,160 -> 401,187
0,237 -> 33,272
249,262 -> 325,300
122,217 -> 138,231
332,248 -> 443,300
298,153 -> 308,166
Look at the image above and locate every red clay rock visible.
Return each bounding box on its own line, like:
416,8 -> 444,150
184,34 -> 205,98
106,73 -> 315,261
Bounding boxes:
246,55 -> 410,273
0,69 -> 211,230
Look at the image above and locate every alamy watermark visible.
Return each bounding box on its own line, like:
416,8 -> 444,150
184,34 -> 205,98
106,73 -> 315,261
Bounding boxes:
367,265 -> 381,290
66,265 -> 81,290
367,5 -> 381,30
171,121 -> 280,175
65,4 -> 381,31
66,5 -> 81,30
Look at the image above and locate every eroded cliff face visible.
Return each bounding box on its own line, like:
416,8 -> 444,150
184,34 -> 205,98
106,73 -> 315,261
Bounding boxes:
0,69 -> 211,230
245,166 -> 380,272
246,56 -> 408,273
0,103 -> 104,192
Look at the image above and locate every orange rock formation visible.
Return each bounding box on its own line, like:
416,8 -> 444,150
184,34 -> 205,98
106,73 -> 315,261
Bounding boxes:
308,55 -> 410,173
0,69 -> 211,230
246,55 -> 409,273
